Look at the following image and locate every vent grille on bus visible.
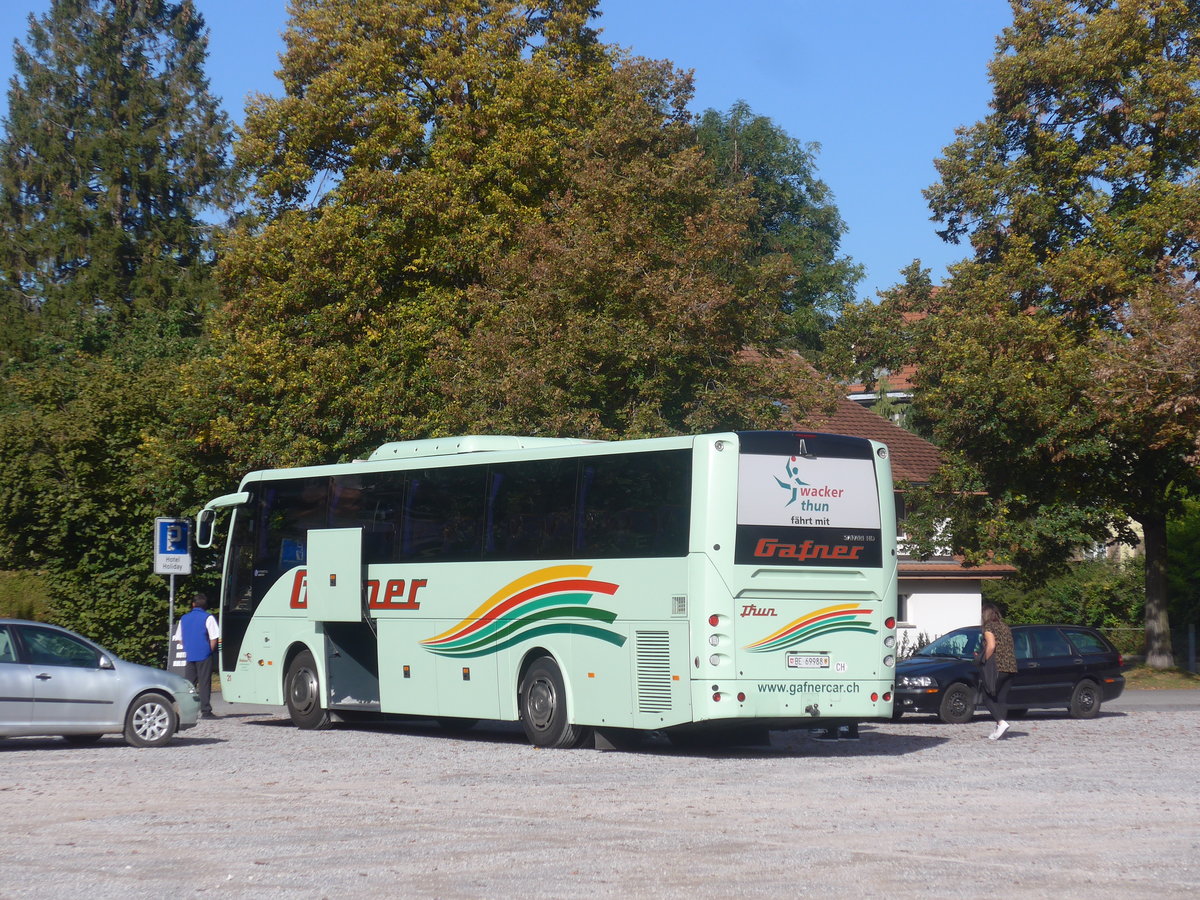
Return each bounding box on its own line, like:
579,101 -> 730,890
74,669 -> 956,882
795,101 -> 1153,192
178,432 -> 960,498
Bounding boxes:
635,630 -> 673,714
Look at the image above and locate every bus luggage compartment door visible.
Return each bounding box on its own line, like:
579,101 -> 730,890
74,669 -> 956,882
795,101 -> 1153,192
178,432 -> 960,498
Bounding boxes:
306,528 -> 364,623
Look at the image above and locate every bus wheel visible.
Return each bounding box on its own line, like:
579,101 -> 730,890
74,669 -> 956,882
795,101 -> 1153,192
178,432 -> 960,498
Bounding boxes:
519,657 -> 588,748
285,650 -> 331,730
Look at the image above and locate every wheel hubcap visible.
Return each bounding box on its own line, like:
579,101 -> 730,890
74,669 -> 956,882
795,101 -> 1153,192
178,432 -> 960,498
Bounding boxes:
134,702 -> 169,741
290,667 -> 318,715
526,677 -> 556,732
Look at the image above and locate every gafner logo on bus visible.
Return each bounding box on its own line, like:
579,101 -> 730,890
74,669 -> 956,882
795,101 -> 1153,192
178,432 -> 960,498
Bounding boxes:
754,537 -> 863,561
420,565 -> 625,658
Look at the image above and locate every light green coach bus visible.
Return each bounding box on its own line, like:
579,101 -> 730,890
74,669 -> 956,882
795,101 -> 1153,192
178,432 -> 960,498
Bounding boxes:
196,430 -> 898,748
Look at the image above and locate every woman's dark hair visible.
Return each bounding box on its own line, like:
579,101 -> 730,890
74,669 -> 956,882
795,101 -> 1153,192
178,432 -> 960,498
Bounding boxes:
981,602 -> 1004,626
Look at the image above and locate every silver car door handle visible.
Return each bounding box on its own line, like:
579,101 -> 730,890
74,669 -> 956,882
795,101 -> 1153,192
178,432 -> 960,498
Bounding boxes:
36,673 -> 52,680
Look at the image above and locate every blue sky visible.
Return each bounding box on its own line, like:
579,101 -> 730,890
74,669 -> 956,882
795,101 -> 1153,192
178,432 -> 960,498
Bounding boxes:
0,0 -> 1012,300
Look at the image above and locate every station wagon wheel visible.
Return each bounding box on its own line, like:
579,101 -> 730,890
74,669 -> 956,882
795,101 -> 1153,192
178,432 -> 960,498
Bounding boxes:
285,649 -> 331,730
518,656 -> 588,748
938,683 -> 975,724
1069,680 -> 1102,719
124,692 -> 178,747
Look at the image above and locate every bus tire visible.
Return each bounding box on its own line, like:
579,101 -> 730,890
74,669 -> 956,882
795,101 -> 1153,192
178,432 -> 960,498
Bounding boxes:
518,657 -> 588,749
285,649 -> 331,730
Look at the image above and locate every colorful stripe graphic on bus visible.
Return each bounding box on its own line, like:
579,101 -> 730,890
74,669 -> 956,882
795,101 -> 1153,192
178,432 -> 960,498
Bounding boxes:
419,565 -> 624,658
744,603 -> 877,653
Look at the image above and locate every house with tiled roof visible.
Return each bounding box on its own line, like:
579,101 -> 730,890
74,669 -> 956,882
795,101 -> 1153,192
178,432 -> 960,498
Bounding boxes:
846,363 -> 917,411
803,395 -> 1012,646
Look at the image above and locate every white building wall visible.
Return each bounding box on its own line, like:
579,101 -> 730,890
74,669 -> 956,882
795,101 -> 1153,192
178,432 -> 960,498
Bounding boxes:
897,578 -> 982,654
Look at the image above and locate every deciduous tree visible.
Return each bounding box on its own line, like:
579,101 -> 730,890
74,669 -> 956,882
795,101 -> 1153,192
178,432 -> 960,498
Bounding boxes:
194,0 -> 835,477
696,101 -> 861,350
842,0 -> 1200,667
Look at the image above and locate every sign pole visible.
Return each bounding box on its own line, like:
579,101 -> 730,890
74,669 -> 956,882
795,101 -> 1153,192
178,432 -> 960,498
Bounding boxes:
168,573 -> 176,655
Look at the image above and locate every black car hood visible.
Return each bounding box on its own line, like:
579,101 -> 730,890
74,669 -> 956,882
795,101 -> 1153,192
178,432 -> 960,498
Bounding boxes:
896,656 -> 975,678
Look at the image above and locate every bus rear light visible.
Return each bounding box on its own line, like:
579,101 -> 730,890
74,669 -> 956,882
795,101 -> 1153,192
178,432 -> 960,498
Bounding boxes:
883,655 -> 895,667
708,614 -> 720,627
712,692 -> 722,702
883,635 -> 896,648
885,617 -> 896,629
737,692 -> 746,702
871,693 -> 879,702
708,654 -> 721,666
882,691 -> 892,702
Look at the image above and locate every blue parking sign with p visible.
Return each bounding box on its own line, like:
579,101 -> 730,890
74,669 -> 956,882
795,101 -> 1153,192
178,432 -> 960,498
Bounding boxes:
155,517 -> 192,575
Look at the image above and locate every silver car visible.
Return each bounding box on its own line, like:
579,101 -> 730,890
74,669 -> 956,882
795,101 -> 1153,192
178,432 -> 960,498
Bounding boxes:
0,618 -> 200,747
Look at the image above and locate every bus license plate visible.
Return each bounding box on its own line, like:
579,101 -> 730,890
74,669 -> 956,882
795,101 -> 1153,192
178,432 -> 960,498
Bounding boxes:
787,654 -> 829,669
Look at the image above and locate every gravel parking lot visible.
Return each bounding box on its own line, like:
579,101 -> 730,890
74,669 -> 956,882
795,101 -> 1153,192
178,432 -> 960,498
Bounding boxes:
1,690 -> 1197,899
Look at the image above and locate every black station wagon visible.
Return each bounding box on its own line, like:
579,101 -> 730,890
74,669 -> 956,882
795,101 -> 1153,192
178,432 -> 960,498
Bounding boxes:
894,624 -> 1125,723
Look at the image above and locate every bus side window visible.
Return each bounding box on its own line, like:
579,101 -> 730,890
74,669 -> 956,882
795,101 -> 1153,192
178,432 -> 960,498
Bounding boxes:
484,459 -> 576,560
402,466 -> 486,561
577,450 -> 691,558
334,472 -> 403,564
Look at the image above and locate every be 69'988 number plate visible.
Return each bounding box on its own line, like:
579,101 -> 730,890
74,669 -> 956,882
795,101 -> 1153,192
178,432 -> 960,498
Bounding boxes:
786,653 -> 830,669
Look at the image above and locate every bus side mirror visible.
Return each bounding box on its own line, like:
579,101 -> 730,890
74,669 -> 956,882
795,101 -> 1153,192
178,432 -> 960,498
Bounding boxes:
196,508 -> 216,549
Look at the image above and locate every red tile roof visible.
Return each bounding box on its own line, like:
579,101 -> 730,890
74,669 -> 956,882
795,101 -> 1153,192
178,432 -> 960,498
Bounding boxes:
846,363 -> 917,395
801,397 -> 942,483
899,559 -> 1016,579
736,347 -> 942,483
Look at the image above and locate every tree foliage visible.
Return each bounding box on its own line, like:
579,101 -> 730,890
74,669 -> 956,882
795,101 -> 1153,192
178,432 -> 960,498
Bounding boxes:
187,0 -> 837,479
435,72 -> 833,437
0,0 -> 854,661
984,557 -> 1145,634
831,0 -> 1200,667
0,0 -> 231,357
1167,497 -> 1200,630
0,0 -> 230,661
695,101 -> 861,349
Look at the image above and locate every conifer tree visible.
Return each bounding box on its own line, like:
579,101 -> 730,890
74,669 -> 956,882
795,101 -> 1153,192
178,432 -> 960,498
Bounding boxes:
0,0 -> 231,356
0,0 -> 231,662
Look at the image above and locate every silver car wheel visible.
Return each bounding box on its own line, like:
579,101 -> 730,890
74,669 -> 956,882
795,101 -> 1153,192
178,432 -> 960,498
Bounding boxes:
124,694 -> 178,747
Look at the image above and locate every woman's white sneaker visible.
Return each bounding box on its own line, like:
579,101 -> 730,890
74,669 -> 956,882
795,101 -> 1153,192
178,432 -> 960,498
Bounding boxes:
988,720 -> 1010,740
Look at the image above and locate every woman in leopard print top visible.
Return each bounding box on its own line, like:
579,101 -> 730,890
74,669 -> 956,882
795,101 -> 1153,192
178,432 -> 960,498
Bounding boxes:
981,603 -> 1017,740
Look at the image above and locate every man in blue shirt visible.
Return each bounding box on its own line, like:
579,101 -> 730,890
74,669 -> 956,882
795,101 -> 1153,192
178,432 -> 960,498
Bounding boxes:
173,592 -> 219,718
